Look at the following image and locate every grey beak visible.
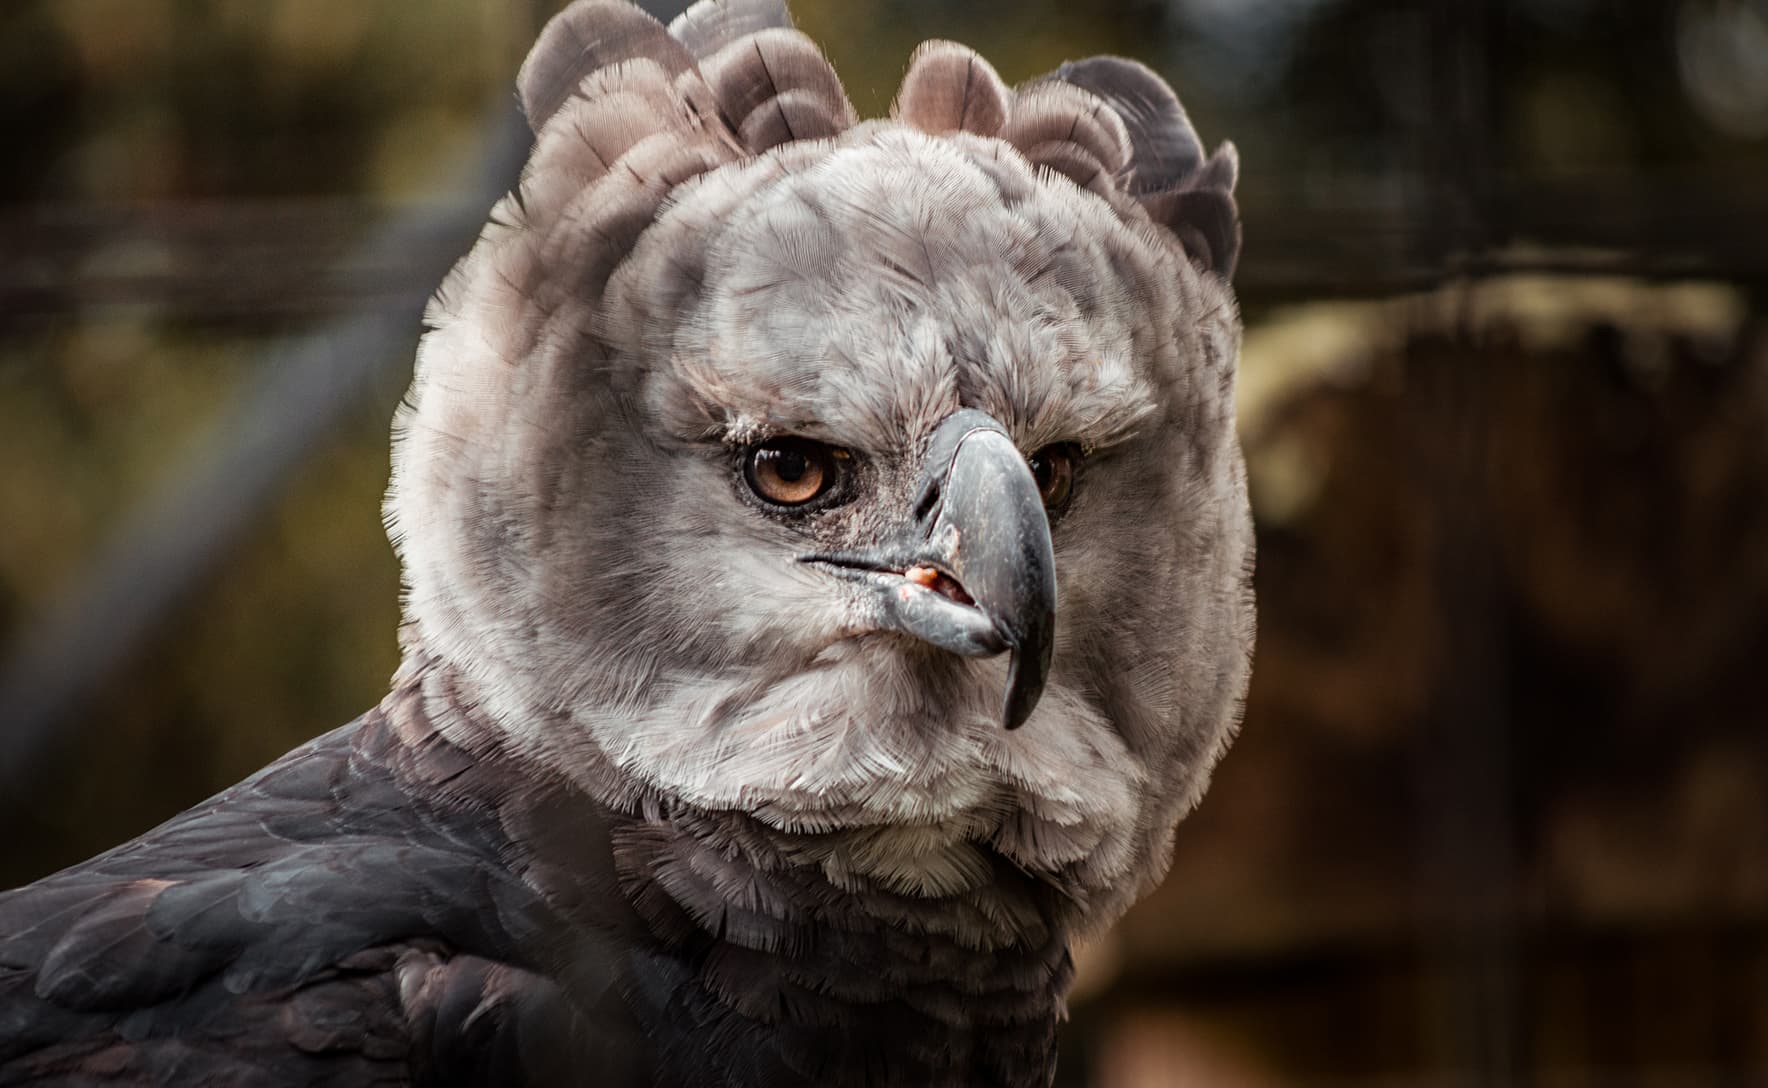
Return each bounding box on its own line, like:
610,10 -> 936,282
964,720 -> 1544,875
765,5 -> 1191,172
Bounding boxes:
801,410 -> 1057,730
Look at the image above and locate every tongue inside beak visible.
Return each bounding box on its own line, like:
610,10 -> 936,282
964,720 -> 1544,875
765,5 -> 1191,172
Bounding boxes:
905,564 -> 975,607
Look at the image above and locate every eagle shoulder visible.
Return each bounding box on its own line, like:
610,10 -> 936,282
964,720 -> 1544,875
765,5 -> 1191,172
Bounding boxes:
0,710 -> 639,1086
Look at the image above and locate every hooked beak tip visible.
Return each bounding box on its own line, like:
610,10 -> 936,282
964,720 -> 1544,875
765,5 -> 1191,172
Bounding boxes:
1002,651 -> 1035,731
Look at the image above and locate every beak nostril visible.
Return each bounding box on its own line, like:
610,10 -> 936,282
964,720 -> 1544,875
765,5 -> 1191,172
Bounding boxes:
911,479 -> 942,524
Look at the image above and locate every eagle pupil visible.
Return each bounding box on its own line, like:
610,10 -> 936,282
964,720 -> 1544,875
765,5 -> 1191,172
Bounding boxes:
1028,443 -> 1077,512
774,450 -> 808,482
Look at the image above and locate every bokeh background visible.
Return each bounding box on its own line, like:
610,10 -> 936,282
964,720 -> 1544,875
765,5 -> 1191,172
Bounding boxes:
2,0 -> 1765,1084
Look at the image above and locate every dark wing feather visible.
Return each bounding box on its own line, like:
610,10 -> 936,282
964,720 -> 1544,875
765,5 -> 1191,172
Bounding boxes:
401,950 -> 644,1087
0,709 -> 645,1086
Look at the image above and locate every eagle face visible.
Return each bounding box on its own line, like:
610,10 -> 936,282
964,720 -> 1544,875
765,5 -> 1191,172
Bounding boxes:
388,0 -> 1252,921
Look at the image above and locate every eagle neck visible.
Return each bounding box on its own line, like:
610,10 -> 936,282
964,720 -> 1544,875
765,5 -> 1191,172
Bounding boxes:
606,795 -> 1078,1085
393,655 -> 1078,1086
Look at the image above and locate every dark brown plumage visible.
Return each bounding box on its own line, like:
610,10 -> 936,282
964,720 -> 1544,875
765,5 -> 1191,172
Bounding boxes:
1,668 -> 1075,1085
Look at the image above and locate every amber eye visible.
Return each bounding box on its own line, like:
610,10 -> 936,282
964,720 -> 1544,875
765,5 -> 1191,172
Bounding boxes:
744,437 -> 844,507
1027,443 -> 1079,512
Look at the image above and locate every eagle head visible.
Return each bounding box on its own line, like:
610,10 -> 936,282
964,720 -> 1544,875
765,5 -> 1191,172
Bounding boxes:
386,0 -> 1252,926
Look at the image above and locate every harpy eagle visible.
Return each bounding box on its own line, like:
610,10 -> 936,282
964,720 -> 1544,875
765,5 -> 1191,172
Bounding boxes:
0,0 -> 1253,1083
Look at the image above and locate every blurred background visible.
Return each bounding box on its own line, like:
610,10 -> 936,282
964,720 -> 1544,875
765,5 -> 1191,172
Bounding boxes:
1,0 -> 1764,1084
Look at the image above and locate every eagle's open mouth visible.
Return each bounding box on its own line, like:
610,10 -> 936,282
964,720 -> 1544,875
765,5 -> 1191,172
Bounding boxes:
903,564 -> 975,607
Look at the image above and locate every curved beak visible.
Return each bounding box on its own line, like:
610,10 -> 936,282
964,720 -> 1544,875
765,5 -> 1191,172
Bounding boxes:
801,410 -> 1057,730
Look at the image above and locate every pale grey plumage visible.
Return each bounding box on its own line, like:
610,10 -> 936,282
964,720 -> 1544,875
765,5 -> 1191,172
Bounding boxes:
2,2 -> 1252,1084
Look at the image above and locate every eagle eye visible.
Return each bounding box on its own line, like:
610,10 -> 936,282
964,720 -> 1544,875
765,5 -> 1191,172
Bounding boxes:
1028,443 -> 1080,513
744,437 -> 845,508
